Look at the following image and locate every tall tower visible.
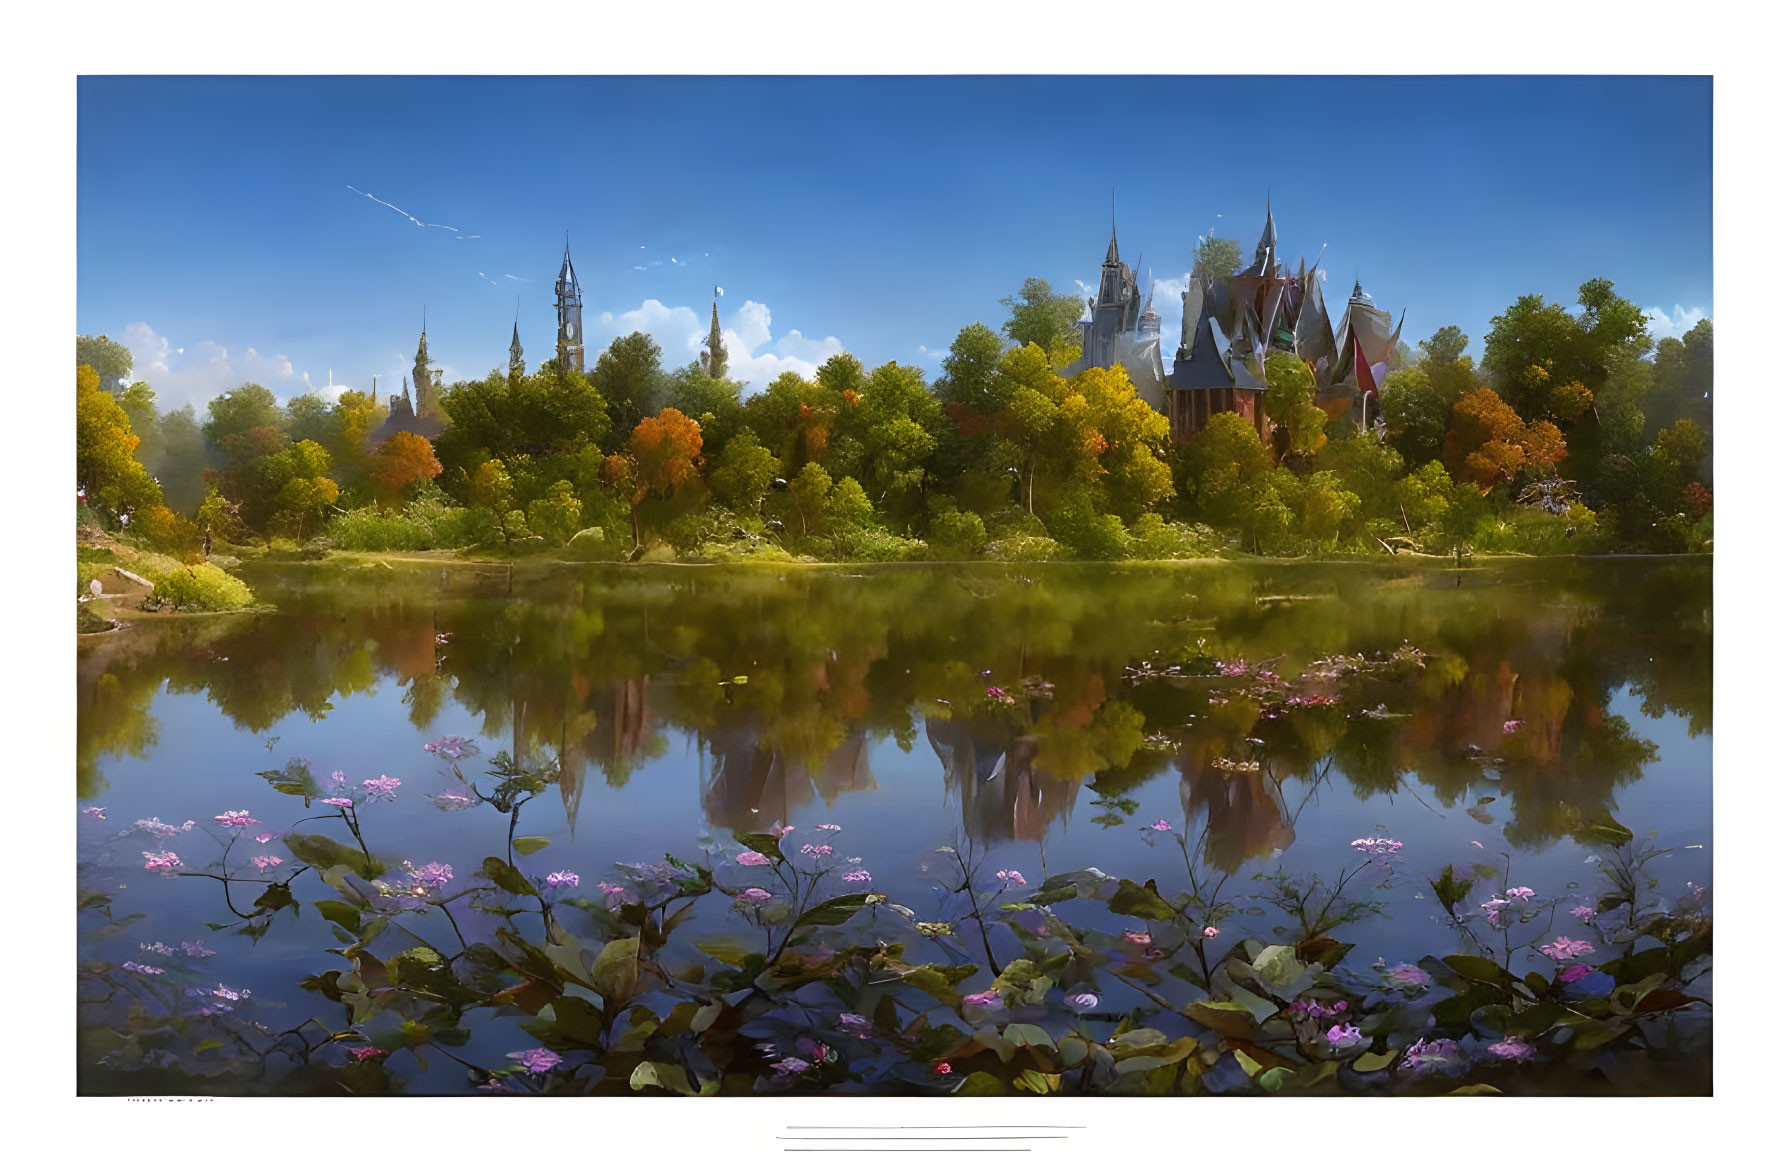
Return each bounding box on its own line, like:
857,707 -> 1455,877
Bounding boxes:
412,313 -> 436,417
555,237 -> 584,374
509,301 -> 525,377
701,301 -> 727,378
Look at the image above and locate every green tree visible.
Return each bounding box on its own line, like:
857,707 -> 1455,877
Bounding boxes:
1261,353 -> 1328,462
1192,235 -> 1242,281
1179,409 -> 1273,529
708,428 -> 780,513
592,332 -> 668,445
77,334 -> 134,390
999,278 -> 1083,366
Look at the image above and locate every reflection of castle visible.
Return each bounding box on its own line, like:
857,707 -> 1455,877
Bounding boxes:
700,724 -> 878,832
925,717 -> 1078,843
1177,735 -> 1293,873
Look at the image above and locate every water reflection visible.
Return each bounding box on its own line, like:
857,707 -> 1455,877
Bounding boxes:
79,559 -> 1710,857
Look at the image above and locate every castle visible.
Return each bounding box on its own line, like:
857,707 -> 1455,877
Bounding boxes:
1073,200 -> 1405,443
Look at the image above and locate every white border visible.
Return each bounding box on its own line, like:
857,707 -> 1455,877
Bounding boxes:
4,0 -> 1774,1165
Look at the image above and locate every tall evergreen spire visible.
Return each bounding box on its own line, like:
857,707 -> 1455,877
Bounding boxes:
701,300 -> 727,379
509,306 -> 524,377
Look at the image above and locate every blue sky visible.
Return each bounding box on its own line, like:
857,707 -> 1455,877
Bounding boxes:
77,75 -> 1712,408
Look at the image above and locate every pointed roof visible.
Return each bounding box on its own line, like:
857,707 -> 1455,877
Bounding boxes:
1104,229 -> 1121,267
558,235 -> 577,286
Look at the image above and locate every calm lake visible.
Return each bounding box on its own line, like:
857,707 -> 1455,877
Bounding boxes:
76,558 -> 1713,1095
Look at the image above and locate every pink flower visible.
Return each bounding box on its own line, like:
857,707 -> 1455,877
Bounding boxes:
800,843 -> 834,857
1558,963 -> 1596,984
1326,1023 -> 1363,1047
321,798 -> 354,809
1481,897 -> 1509,926
507,1047 -> 560,1074
1203,926 -> 1221,938
1148,819 -> 1174,832
985,686 -> 1006,698
348,1046 -> 388,1062
213,810 -> 259,827
142,851 -> 181,871
362,775 -> 401,799
1570,904 -> 1597,923
816,823 -> 842,833
994,869 -> 1025,885
83,806 -> 107,819
841,869 -> 872,884
961,990 -> 1003,1009
597,881 -> 628,907
1122,929 -> 1152,946
141,942 -> 177,956
1505,886 -> 1536,901
1503,719 -> 1523,733
771,1056 -> 811,1076
406,861 -> 453,889
180,940 -> 215,958
932,1061 -> 952,1075
254,832 -> 278,843
738,887 -> 773,905
1539,936 -> 1596,962
1487,1036 -> 1536,1062
250,855 -> 284,869
545,870 -> 580,889
122,961 -> 164,975
1385,963 -> 1432,991
735,851 -> 770,866
1066,992 -> 1099,1011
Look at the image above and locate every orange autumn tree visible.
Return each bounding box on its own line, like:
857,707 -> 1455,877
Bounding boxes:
609,407 -> 704,548
369,431 -> 444,508
1442,387 -> 1567,492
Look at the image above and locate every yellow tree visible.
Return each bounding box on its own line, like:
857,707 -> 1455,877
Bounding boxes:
614,407 -> 704,548
76,364 -> 162,521
369,431 -> 443,508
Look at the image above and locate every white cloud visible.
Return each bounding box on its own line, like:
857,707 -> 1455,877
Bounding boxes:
1644,303 -> 1709,340
590,298 -> 843,390
120,321 -> 297,409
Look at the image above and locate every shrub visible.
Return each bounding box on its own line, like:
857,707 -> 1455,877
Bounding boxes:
984,533 -> 1067,561
830,526 -> 926,563
149,563 -> 256,612
1045,495 -> 1129,560
928,507 -> 988,557
326,507 -> 434,551
1126,514 -> 1220,560
564,527 -> 626,562
130,504 -> 202,560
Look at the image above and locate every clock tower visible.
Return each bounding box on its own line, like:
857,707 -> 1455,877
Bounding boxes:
555,236 -> 584,374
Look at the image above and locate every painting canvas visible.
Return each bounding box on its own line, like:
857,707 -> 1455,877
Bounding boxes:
50,12 -> 1749,1146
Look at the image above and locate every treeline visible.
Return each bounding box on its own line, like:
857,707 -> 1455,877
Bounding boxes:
74,273 -> 1713,565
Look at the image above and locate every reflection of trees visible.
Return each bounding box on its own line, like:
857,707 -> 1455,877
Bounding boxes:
74,559 -> 1707,855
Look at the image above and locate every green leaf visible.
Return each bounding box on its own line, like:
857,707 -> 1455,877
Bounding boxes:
590,936 -> 641,1006
1184,1000 -> 1257,1037
794,894 -> 871,928
956,1071 -> 1006,1096
480,856 -> 537,896
629,1060 -> 696,1095
1013,1069 -> 1060,1095
1107,877 -> 1178,921
1443,954 -> 1516,987
512,836 -> 551,857
732,831 -> 785,863
1002,1023 -> 1057,1051
1353,1051 -> 1398,1072
315,900 -> 361,932
284,832 -> 382,880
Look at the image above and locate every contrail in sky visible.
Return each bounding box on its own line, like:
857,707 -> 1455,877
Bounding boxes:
346,184 -> 468,235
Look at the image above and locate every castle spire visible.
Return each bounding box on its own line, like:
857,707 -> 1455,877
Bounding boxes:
701,299 -> 728,379
509,299 -> 524,377
555,233 -> 584,374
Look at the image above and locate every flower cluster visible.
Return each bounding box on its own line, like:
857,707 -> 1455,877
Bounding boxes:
1486,1036 -> 1537,1062
121,961 -> 165,975
362,775 -> 402,801
1399,1037 -> 1467,1077
737,887 -> 773,905
507,1047 -> 560,1074
800,843 -> 834,858
1289,998 -> 1350,1021
840,869 -> 872,884
82,806 -> 106,819
545,870 -> 580,889
142,851 -> 181,871
423,735 -> 477,760
1539,936 -> 1595,961
213,810 -> 259,827
962,990 -> 1003,1009
134,816 -> 195,838
735,850 -> 770,866
1383,963 -> 1433,992
348,1046 -> 388,1062
405,861 -> 454,890
1351,836 -> 1403,855
994,868 -> 1025,886
322,798 -> 355,809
